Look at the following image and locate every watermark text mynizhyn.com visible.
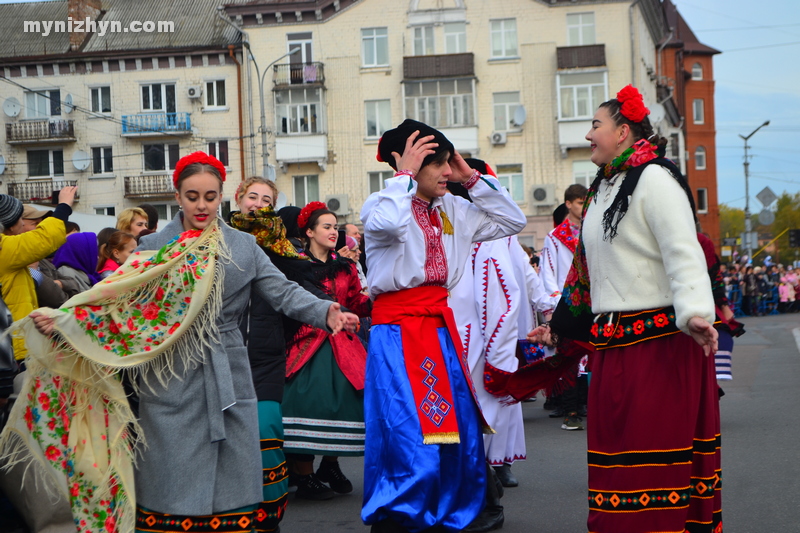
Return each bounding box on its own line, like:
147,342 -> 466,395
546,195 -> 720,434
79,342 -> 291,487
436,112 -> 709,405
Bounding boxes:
24,17 -> 175,37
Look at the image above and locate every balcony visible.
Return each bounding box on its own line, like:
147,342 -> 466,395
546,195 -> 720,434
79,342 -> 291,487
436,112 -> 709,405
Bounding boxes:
124,174 -> 174,198
6,120 -> 75,144
275,134 -> 328,171
121,113 -> 192,137
8,179 -> 79,203
556,44 -> 606,69
273,63 -> 325,87
404,53 -> 474,79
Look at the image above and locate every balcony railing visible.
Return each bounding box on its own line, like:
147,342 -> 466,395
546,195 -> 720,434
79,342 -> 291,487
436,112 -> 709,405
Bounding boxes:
124,174 -> 174,198
8,179 -> 79,203
6,120 -> 75,144
403,53 -> 474,79
121,113 -> 192,136
556,44 -> 606,69
273,62 -> 325,87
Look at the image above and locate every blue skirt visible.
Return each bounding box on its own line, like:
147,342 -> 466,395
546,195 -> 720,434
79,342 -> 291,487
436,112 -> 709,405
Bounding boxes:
361,324 -> 486,532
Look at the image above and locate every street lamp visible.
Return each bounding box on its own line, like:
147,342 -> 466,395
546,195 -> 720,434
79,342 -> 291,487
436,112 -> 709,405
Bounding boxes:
739,120 -> 769,263
216,8 -> 300,179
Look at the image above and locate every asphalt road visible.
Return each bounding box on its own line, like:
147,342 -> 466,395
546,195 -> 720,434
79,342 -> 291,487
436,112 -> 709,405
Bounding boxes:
280,313 -> 800,532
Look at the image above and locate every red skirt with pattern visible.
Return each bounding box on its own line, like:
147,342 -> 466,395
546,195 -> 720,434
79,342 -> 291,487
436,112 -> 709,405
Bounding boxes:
587,333 -> 722,533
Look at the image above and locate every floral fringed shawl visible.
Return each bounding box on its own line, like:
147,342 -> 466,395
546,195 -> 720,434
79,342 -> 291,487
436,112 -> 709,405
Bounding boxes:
0,221 -> 227,533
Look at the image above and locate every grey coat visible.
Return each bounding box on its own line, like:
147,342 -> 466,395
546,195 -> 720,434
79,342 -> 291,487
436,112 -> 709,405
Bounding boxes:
134,215 -> 331,515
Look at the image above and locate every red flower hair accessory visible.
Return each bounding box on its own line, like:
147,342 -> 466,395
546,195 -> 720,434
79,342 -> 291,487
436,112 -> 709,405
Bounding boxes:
172,151 -> 227,188
297,201 -> 328,230
616,85 -> 650,123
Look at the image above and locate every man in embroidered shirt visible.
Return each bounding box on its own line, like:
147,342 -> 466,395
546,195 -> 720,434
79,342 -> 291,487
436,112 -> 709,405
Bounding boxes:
540,184 -> 589,430
360,120 -> 526,533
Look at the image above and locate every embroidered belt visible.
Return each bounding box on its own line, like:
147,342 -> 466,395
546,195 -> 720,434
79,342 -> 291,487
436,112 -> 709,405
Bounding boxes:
589,306 -> 680,350
371,286 -> 491,444
136,506 -> 256,533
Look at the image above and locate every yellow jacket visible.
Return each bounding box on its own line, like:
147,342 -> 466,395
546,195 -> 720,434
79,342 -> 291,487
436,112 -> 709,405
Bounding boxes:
0,216 -> 67,359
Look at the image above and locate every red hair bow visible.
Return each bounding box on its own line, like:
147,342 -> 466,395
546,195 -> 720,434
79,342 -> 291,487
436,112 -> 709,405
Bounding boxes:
616,85 -> 650,123
297,201 -> 328,230
172,151 -> 227,188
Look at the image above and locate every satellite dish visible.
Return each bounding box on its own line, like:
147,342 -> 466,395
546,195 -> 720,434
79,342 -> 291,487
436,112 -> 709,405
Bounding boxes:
3,97 -> 21,117
512,105 -> 527,127
63,94 -> 74,113
648,102 -> 666,125
275,191 -> 287,210
72,150 -> 91,171
0,155 -> 5,175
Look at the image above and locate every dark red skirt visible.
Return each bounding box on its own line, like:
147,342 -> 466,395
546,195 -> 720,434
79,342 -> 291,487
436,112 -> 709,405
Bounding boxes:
587,333 -> 722,533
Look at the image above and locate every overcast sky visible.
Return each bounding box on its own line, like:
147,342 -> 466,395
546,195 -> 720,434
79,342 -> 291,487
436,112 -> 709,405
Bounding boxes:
2,0 -> 798,210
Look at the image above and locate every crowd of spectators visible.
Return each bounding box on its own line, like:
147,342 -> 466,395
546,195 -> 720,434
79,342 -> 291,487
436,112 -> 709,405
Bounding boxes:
722,261 -> 798,316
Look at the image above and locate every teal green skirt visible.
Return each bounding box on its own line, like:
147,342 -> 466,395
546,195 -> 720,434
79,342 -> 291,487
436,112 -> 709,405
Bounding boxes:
282,340 -> 365,456
255,401 -> 287,532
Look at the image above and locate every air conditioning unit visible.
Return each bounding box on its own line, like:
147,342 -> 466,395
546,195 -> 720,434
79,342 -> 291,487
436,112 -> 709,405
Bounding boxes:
325,194 -> 349,215
531,184 -> 556,206
187,86 -> 202,99
490,131 -> 507,146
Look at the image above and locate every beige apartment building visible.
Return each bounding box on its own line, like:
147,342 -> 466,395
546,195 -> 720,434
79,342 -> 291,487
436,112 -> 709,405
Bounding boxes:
0,0 -> 245,221
226,0 -> 672,249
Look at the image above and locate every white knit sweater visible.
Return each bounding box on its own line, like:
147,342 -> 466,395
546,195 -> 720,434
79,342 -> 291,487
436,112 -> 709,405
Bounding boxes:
582,164 -> 714,334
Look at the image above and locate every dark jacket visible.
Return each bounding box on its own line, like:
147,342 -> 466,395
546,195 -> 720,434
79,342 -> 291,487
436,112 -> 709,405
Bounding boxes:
0,288 -> 16,400
36,257 -> 83,308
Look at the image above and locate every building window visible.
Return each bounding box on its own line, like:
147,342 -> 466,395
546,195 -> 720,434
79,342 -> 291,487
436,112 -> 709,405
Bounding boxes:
207,140 -> 229,167
92,146 -> 113,175
368,170 -> 393,194
572,160 -> 597,188
151,203 -> 179,221
25,89 -> 60,119
558,71 -> 606,120
444,23 -> 467,54
566,12 -> 596,46
141,83 -> 176,112
90,86 -> 111,114
293,175 -> 319,205
413,26 -> 435,56
490,19 -> 518,59
693,99 -> 704,124
691,63 -> 703,80
205,80 -> 226,108
27,149 -> 64,178
669,133 -> 681,159
404,79 -> 475,128
362,27 -> 389,67
496,164 -> 524,203
143,143 -> 179,172
276,88 -> 322,135
696,188 -> 708,213
493,92 -> 521,132
94,206 -> 116,216
365,100 -> 391,139
695,146 -> 706,170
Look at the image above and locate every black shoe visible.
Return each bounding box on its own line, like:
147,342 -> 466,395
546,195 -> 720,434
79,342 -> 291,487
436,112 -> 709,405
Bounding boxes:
548,408 -> 565,418
462,506 -> 504,532
543,398 -> 555,410
370,518 -> 411,533
316,460 -> 353,494
492,464 -> 518,488
294,473 -> 335,500
577,405 -> 588,417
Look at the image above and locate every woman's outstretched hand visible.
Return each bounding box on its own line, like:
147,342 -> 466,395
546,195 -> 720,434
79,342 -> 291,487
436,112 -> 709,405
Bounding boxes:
687,316 -> 718,356
326,303 -> 359,335
527,325 -> 554,347
30,311 -> 55,336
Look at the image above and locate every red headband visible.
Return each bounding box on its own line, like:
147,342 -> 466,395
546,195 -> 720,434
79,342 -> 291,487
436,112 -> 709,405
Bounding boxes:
172,151 -> 227,188
297,201 -> 328,230
616,85 -> 650,123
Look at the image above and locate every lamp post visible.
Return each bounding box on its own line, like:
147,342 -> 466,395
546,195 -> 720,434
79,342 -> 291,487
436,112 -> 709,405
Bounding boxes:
216,8 -> 300,179
739,120 -> 769,262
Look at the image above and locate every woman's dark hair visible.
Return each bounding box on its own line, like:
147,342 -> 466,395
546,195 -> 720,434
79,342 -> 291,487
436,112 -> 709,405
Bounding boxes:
65,221 -> 81,234
599,99 -> 669,154
97,231 -> 136,270
304,208 -> 337,232
137,203 -> 159,230
175,163 -> 224,190
97,226 -> 119,249
278,206 -> 302,240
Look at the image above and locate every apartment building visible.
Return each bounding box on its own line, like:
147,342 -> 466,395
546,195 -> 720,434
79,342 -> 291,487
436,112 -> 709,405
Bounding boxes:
224,0 -> 673,248
0,0 -> 245,221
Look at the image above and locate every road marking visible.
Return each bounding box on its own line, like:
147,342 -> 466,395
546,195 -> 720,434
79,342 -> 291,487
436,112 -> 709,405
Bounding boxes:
793,328 -> 800,354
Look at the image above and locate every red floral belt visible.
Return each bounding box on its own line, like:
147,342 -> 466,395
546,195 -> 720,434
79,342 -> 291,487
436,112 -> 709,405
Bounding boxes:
589,306 -> 680,350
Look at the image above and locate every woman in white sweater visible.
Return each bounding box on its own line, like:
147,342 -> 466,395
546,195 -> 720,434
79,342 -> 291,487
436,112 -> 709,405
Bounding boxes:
534,86 -> 721,533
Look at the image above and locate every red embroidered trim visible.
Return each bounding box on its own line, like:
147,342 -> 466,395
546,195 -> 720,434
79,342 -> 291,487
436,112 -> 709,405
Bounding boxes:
463,169 -> 481,189
412,196 -> 448,286
552,218 -> 578,254
482,257 -> 512,358
395,169 -> 416,179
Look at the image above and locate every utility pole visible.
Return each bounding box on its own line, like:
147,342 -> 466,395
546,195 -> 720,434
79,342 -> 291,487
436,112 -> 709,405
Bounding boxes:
739,120 -> 769,263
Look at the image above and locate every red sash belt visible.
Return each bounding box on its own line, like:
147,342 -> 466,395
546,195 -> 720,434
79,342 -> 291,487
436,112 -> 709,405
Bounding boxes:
372,286 -> 491,444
